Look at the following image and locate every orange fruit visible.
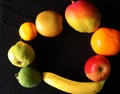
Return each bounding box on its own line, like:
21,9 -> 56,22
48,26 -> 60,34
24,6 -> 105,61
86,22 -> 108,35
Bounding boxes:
35,10 -> 63,37
19,22 -> 38,41
90,27 -> 120,56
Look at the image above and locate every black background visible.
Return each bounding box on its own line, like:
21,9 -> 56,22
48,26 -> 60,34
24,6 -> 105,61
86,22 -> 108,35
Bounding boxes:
0,0 -> 120,94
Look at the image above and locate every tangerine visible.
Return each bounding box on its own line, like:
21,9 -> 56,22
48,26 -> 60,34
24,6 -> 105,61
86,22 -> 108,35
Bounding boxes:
90,27 -> 120,56
19,22 -> 38,41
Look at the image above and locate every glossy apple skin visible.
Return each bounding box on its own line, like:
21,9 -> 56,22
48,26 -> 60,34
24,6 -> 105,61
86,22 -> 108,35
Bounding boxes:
84,55 -> 111,81
65,0 -> 101,33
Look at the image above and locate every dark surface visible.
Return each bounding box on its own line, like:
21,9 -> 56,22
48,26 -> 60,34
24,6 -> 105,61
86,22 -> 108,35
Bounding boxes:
0,0 -> 120,94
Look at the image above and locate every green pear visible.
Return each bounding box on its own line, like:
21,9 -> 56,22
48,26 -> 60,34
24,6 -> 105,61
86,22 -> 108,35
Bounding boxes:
7,41 -> 35,67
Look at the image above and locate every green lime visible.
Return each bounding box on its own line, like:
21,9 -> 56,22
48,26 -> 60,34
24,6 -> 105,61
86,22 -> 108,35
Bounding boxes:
16,67 -> 41,88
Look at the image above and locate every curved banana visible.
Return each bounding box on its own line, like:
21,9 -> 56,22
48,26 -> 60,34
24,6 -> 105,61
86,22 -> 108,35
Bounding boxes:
42,72 -> 107,94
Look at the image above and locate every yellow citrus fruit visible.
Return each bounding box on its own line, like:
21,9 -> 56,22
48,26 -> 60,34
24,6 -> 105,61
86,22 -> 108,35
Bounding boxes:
19,22 -> 38,41
35,10 -> 63,37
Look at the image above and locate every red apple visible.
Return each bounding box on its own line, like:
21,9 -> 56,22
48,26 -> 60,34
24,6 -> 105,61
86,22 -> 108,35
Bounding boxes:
84,55 -> 111,81
65,0 -> 101,33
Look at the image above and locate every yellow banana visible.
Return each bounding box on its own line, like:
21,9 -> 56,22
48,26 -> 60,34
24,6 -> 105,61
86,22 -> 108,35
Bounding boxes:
42,72 -> 107,94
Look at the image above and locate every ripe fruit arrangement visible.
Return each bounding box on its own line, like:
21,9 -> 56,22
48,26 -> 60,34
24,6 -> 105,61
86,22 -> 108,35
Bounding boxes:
7,0 -> 120,93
